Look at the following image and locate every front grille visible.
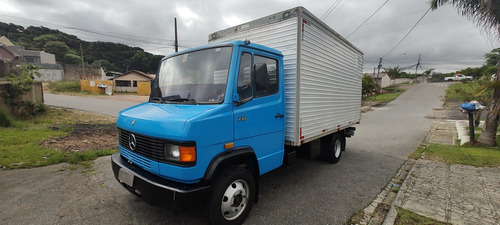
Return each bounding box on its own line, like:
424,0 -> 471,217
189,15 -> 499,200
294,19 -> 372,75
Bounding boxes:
118,128 -> 165,162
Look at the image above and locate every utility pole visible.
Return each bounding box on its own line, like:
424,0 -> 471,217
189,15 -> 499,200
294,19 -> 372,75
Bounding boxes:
414,54 -> 421,83
377,57 -> 382,94
80,42 -> 86,78
174,18 -> 179,53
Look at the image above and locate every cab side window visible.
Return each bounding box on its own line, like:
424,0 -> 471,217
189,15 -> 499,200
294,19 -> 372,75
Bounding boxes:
237,52 -> 253,100
254,55 -> 278,97
237,52 -> 279,100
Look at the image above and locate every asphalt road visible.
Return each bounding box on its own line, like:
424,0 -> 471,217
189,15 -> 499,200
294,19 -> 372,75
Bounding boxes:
44,93 -> 142,117
0,83 -> 448,225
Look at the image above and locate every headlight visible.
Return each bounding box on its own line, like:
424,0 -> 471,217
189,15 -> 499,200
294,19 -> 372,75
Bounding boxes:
164,144 -> 196,163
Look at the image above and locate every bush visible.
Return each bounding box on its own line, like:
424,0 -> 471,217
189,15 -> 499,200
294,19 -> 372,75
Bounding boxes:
0,110 -> 13,127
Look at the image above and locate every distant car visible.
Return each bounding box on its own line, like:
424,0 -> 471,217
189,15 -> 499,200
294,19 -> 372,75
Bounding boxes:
97,83 -> 107,88
444,74 -> 473,82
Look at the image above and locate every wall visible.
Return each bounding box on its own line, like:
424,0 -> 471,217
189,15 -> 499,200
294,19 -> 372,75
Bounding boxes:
35,68 -> 64,82
63,64 -> 105,81
80,80 -> 113,94
113,73 -> 151,93
0,82 -> 43,114
392,78 -> 413,85
137,81 -> 151,96
39,51 -> 56,64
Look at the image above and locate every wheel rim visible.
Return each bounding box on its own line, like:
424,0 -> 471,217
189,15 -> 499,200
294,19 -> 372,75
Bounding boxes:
334,139 -> 341,158
221,179 -> 249,220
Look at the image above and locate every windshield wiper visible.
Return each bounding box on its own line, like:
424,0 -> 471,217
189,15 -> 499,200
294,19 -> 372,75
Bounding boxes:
149,97 -> 165,104
162,95 -> 197,104
167,98 -> 197,104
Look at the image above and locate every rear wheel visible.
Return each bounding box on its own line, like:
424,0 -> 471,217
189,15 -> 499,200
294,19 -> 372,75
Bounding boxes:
321,133 -> 345,163
208,167 -> 255,225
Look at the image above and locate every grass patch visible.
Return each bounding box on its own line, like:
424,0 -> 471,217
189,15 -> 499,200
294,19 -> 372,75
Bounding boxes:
48,81 -> 81,93
411,143 -> 500,167
363,86 -> 406,104
375,91 -> 404,102
0,107 -> 117,169
395,207 -> 451,225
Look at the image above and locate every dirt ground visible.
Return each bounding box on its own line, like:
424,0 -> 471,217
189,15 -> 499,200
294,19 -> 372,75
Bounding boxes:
41,123 -> 117,152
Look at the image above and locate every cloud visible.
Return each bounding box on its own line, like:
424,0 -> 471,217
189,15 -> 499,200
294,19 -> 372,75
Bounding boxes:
0,0 -> 497,72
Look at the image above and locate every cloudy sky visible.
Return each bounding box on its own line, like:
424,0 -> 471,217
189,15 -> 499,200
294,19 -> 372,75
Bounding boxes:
0,0 -> 498,73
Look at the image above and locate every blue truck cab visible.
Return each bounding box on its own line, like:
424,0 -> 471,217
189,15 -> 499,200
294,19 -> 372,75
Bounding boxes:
112,40 -> 286,224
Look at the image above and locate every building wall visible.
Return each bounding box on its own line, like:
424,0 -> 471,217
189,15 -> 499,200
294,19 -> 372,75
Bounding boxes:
35,68 -> 64,82
113,73 -> 151,93
0,47 -> 15,60
137,81 -> 151,96
63,64 -> 105,81
80,80 -> 113,94
39,51 -> 56,64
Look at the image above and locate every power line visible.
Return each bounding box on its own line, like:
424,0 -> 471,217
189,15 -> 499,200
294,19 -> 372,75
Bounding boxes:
0,13 -> 180,47
321,0 -> 342,21
382,7 -> 431,58
347,0 -> 391,38
321,0 -> 351,21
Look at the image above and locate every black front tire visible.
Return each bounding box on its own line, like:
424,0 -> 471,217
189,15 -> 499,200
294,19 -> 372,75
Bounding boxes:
208,167 -> 255,225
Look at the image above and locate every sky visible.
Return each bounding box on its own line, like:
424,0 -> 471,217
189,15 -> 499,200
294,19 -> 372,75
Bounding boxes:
0,0 -> 498,73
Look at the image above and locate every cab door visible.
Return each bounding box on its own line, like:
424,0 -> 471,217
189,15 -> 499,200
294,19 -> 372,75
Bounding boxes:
233,49 -> 285,175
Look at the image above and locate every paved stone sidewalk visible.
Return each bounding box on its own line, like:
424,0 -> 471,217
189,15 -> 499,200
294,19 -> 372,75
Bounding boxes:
393,160 -> 500,224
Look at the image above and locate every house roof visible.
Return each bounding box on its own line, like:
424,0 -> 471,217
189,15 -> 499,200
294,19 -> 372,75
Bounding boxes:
111,70 -> 155,80
0,44 -> 20,58
0,36 -> 14,46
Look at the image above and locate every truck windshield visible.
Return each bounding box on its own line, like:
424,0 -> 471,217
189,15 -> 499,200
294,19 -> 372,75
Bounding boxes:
151,46 -> 233,104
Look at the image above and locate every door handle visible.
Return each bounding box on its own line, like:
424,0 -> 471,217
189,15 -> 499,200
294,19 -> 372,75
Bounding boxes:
275,113 -> 284,118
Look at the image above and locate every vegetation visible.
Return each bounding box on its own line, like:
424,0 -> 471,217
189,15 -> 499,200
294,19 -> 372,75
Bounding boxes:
363,84 -> 407,105
384,66 -> 405,80
0,22 -> 164,73
0,64 -> 47,118
48,81 -> 81,93
362,74 -> 378,101
0,107 -> 117,169
395,207 -> 451,225
431,0 -> 500,146
411,143 -> 500,167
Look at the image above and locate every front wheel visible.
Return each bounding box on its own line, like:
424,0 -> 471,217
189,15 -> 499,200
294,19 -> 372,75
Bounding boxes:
208,167 -> 255,225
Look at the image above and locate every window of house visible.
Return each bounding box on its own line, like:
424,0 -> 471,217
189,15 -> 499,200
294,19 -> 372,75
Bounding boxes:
115,80 -> 131,87
133,81 -> 137,87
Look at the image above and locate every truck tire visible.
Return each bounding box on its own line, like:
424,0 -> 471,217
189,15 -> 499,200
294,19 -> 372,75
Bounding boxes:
208,167 -> 255,225
447,79 -> 453,82
321,133 -> 345,163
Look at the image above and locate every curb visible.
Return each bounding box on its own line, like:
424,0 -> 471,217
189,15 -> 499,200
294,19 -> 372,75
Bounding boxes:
355,121 -> 440,225
357,159 -> 416,225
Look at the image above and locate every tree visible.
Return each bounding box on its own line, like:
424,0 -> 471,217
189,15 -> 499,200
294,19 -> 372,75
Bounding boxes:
43,41 -> 69,62
384,66 -> 404,80
423,68 -> 435,77
484,48 -> 500,66
431,0 -> 500,146
362,74 -> 377,103
63,53 -> 82,64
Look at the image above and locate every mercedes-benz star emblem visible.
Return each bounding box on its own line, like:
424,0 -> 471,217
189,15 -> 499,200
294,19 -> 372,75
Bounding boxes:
129,134 -> 137,151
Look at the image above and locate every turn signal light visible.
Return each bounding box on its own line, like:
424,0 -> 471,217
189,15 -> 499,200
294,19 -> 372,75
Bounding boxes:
179,146 -> 196,162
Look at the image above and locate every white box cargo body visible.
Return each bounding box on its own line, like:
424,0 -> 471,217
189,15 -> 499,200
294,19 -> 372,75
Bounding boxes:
209,6 -> 363,146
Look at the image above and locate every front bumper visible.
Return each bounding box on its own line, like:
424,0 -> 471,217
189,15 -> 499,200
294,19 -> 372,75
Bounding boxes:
111,153 -> 210,207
